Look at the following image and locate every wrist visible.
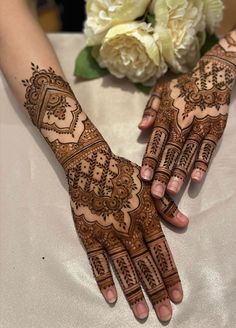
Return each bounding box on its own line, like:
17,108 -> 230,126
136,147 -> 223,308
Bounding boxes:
53,118 -> 109,173
22,63 -> 108,173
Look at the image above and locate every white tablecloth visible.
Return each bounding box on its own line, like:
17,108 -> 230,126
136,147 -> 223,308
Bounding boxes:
1,34 -> 236,328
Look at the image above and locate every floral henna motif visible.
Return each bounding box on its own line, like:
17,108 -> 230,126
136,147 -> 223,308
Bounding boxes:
176,60 -> 234,116
46,94 -> 69,120
69,149 -> 141,235
72,180 -> 179,306
22,63 -> 84,136
22,64 -> 181,314
142,30 -> 236,195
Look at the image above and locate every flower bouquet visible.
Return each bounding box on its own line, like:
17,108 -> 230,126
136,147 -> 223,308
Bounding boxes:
74,0 -> 224,93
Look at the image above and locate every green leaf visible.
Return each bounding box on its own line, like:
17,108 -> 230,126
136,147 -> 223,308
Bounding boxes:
74,47 -> 109,79
135,83 -> 152,94
146,14 -> 155,27
201,33 -> 219,56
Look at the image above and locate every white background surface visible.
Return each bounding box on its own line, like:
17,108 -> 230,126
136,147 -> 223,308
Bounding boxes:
1,34 -> 236,328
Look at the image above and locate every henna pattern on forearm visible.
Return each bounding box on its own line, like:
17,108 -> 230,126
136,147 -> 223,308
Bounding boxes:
22,64 -> 181,314
142,30 -> 236,196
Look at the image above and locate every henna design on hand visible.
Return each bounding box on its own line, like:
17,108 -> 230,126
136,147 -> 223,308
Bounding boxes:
69,151 -> 181,313
22,64 -> 183,321
141,30 -> 236,199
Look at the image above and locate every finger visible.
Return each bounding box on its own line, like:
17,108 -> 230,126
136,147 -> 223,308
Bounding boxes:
131,242 -> 172,322
155,194 -> 189,228
191,167 -> 205,182
140,211 -> 183,305
167,138 -> 200,194
191,137 -> 216,182
138,86 -> 163,130
192,116 -> 227,182
88,248 -> 118,304
151,144 -> 182,199
167,122 -> 210,194
105,234 -> 149,320
146,233 -> 183,304
122,228 -> 172,322
151,128 -> 190,198
141,126 -> 169,181
73,213 -> 118,304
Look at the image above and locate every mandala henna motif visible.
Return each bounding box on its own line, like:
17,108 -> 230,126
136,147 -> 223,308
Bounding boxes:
22,63 -> 83,136
142,29 -> 236,193
22,64 -> 181,312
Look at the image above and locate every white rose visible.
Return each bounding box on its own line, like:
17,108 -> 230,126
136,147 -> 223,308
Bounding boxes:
95,22 -> 167,84
84,0 -> 151,46
151,0 -> 207,73
203,0 -> 224,33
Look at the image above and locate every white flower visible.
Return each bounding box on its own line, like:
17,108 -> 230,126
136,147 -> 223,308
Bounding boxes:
84,0 -> 151,46
203,0 -> 224,33
95,22 -> 167,84
151,0 -> 210,73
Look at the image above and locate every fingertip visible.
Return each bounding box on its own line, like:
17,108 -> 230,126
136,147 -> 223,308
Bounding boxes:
167,178 -> 183,195
138,116 -> 155,130
131,300 -> 149,320
191,168 -> 205,182
175,211 -> 189,227
155,299 -> 172,322
138,122 -> 147,130
160,209 -> 189,228
101,285 -> 117,304
141,166 -> 153,181
168,282 -> 183,304
151,182 -> 166,199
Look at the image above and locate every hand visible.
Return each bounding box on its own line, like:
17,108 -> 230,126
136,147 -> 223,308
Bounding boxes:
138,33 -> 236,208
22,64 -> 186,322
67,141 -> 184,322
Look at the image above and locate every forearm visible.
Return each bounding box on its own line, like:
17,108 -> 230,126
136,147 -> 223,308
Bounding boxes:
0,0 -> 65,104
0,0 -> 106,172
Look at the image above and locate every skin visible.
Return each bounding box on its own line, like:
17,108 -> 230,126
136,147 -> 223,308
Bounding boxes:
0,0 -> 187,322
21,62 -> 185,321
139,30 -> 236,225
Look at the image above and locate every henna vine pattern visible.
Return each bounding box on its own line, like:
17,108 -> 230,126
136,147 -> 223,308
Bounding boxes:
22,64 -> 180,314
142,30 -> 236,196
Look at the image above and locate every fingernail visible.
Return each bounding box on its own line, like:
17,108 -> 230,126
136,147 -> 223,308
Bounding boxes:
141,167 -> 153,181
192,169 -> 204,182
156,305 -> 172,322
139,116 -> 153,128
176,211 -> 189,225
139,117 -> 148,127
171,289 -> 183,303
106,289 -> 116,304
135,302 -> 148,319
167,180 -> 181,194
152,183 -> 165,198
